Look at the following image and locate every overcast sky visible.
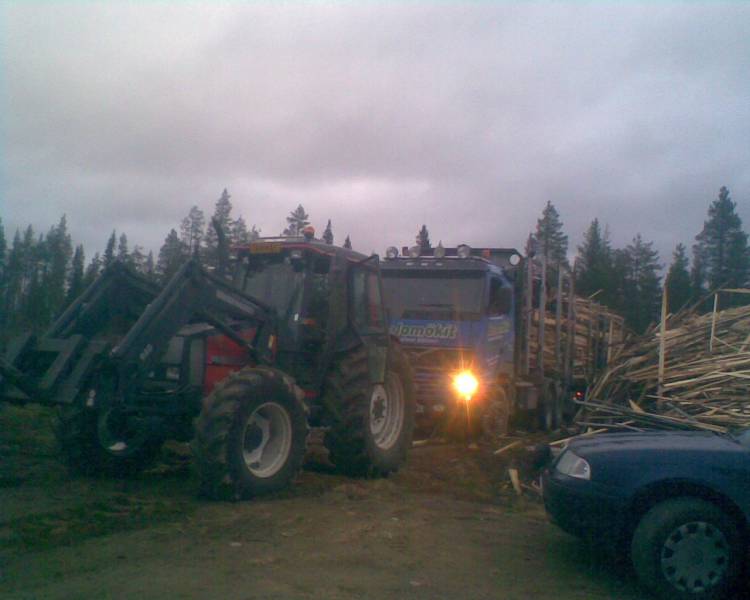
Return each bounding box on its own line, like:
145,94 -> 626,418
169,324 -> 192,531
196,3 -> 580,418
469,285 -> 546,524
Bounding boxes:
1,2 -> 749,266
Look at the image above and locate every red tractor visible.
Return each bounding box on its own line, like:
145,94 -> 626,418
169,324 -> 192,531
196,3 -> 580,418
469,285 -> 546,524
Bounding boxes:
1,233 -> 415,499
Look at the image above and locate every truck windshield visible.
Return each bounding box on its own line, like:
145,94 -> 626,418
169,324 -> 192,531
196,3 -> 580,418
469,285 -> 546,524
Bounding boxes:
240,257 -> 304,320
382,270 -> 485,321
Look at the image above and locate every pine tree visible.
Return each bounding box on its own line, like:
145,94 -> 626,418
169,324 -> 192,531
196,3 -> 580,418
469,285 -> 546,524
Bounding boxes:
344,235 -> 352,250
621,234 -> 662,333
282,205 -> 310,237
416,225 -> 431,251
323,219 -> 334,245
203,189 -> 233,268
157,229 -> 186,281
575,219 -> 612,300
83,252 -> 102,288
180,205 -> 206,255
534,201 -> 568,266
666,244 -> 692,314
694,186 -> 749,293
66,244 -> 85,305
103,230 -> 117,268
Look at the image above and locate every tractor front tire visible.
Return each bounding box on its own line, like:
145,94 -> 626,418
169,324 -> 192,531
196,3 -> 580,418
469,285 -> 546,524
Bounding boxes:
192,367 -> 308,500
55,399 -> 163,477
324,344 -> 415,477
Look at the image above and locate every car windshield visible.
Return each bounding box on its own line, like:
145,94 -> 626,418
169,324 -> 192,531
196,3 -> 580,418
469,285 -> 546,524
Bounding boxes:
240,256 -> 304,320
382,270 -> 485,321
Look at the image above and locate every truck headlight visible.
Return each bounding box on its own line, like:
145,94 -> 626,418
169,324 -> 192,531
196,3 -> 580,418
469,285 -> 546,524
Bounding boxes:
555,450 -> 591,480
452,371 -> 478,401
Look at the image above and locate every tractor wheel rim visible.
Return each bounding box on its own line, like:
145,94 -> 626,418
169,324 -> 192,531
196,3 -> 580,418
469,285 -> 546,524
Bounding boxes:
242,402 -> 292,478
369,377 -> 404,451
660,521 -> 730,593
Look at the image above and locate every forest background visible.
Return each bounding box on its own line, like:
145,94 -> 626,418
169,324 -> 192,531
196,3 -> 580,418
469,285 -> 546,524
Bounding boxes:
0,184 -> 745,341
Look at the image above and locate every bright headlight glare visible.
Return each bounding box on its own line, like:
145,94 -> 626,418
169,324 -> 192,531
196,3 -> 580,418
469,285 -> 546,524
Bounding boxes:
555,450 -> 591,480
453,371 -> 479,400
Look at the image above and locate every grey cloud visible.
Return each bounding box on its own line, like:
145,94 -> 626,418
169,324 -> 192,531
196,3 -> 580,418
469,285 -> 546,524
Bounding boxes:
2,3 -> 749,263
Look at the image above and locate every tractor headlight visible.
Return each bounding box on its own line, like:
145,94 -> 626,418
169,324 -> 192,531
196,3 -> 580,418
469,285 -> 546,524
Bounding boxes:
555,450 -> 591,480
452,371 -> 479,401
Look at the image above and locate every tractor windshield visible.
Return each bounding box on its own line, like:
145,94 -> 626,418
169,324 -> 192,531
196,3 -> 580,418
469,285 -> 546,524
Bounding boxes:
239,257 -> 305,321
382,270 -> 485,321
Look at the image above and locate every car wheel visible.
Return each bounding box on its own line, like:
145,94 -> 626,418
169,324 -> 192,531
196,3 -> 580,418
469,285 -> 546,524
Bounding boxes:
631,497 -> 743,599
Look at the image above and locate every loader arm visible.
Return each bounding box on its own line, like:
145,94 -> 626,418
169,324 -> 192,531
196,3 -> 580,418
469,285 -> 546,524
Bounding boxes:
1,259 -> 274,408
109,258 -> 275,396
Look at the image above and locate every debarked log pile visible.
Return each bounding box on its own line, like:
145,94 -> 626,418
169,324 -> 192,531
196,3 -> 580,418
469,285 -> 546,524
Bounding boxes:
576,301 -> 750,433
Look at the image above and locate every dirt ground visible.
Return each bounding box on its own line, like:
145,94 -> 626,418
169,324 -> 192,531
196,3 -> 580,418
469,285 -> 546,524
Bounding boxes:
1,405 -> 644,600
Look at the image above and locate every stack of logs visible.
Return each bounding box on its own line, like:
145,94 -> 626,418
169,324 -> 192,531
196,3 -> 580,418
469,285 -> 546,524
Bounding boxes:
577,299 -> 750,434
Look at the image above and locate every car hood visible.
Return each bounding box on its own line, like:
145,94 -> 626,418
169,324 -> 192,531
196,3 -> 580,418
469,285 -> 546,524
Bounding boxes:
568,430 -> 743,459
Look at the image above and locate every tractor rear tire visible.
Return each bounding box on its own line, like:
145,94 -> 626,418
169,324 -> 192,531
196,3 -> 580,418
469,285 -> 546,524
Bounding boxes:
192,367 -> 308,500
55,398 -> 163,477
324,344 -> 415,477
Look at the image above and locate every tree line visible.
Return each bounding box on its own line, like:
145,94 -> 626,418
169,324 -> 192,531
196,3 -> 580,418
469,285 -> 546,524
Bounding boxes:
411,186 -> 745,333
0,185 -> 744,338
531,185 -> 747,333
0,189 -> 349,339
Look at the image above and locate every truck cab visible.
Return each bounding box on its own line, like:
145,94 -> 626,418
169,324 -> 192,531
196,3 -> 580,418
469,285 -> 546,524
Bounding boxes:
380,244 -> 521,432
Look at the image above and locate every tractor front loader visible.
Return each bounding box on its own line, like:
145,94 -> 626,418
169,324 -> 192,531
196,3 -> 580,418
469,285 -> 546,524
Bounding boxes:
0,234 -> 415,500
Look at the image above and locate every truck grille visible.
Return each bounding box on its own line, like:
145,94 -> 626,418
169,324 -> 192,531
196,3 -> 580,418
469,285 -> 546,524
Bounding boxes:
402,347 -> 476,408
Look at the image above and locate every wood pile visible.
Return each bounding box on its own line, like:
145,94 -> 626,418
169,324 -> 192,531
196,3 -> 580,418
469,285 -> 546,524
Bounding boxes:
577,300 -> 750,433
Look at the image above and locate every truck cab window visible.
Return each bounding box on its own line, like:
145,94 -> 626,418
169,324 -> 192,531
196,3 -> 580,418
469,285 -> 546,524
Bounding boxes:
488,278 -> 512,316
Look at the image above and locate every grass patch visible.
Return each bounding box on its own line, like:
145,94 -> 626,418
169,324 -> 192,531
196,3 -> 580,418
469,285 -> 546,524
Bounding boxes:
0,493 -> 192,552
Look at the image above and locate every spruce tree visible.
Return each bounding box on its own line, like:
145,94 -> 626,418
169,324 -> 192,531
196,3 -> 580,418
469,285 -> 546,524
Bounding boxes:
66,244 -> 85,305
534,201 -> 568,266
83,252 -> 101,288
0,217 -> 6,325
621,234 -> 662,333
344,235 -> 352,250
44,215 -> 72,319
103,230 -> 117,267
666,244 -> 692,314
323,219 -> 334,245
231,216 -> 251,245
575,219 -> 612,299
282,205 -> 310,237
145,251 -> 155,279
131,245 -> 147,273
416,225 -> 431,251
117,233 -> 130,266
157,229 -> 186,281
203,189 -> 233,268
694,186 -> 749,293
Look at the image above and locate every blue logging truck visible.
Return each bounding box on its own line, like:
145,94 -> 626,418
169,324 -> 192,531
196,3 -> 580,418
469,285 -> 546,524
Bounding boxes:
380,242 -> 625,437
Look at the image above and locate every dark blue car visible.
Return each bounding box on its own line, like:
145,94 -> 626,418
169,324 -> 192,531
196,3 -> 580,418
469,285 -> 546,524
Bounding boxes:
543,430 -> 750,599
